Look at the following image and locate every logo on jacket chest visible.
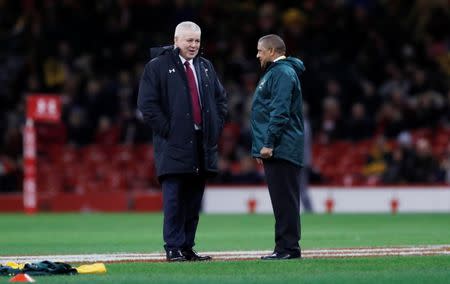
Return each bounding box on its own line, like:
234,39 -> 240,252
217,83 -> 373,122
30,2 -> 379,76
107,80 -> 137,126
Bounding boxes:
258,80 -> 266,89
168,68 -> 176,74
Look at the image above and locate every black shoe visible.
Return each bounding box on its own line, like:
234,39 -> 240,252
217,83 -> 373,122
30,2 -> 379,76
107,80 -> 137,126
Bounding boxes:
166,249 -> 188,262
182,249 -> 212,261
261,251 -> 301,260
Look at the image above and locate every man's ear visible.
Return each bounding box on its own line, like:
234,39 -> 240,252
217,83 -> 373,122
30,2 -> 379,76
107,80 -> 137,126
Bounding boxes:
269,48 -> 276,56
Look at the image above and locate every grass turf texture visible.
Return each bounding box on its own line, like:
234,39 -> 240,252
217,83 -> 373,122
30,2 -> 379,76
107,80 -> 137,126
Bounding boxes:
1,257 -> 449,284
0,213 -> 449,283
0,213 -> 449,254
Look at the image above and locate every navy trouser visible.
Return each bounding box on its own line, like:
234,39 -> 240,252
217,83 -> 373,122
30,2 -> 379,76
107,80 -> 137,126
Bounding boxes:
263,158 -> 302,254
162,175 -> 205,251
161,130 -> 206,252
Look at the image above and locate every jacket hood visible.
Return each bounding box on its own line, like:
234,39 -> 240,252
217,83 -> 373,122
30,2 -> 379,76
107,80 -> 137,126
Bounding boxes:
277,57 -> 305,77
149,45 -> 176,60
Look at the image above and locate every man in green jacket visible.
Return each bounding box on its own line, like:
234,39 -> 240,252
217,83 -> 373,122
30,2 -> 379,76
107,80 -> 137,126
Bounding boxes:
251,34 -> 305,260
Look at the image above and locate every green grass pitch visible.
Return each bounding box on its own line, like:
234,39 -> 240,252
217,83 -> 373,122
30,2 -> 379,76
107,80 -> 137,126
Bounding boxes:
0,213 -> 449,283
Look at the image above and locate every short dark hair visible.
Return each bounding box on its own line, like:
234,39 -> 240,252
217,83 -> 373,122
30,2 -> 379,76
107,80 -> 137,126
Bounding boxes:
258,34 -> 286,54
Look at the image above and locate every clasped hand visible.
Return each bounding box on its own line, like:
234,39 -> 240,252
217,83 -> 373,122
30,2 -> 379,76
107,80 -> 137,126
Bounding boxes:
256,147 -> 273,164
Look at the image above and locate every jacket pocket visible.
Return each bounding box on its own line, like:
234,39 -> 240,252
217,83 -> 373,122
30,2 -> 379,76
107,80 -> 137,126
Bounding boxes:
206,145 -> 219,170
153,134 -> 167,154
206,116 -> 220,147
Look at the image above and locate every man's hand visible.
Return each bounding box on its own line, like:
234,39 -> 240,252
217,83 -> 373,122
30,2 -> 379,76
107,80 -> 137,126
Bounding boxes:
260,147 -> 273,159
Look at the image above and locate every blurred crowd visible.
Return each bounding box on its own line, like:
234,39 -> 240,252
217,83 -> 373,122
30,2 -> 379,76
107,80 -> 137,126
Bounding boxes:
360,131 -> 450,185
1,0 -> 450,191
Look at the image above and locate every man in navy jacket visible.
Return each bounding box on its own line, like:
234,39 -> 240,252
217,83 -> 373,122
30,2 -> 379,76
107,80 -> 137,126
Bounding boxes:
137,21 -> 227,261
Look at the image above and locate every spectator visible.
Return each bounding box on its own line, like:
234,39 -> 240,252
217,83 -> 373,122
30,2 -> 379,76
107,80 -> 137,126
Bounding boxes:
318,96 -> 344,143
409,68 -> 431,96
66,107 -> 92,147
412,91 -> 444,128
0,154 -> 19,192
362,136 -> 391,179
379,63 -> 409,98
281,8 -> 307,56
345,102 -> 374,141
383,131 -> 417,184
95,116 -> 120,146
119,108 -> 151,144
383,147 -> 407,184
438,143 -> 450,184
0,1 -> 449,190
407,138 -> 440,183
359,80 -> 382,118
376,102 -> 406,138
300,103 -> 313,212
440,91 -> 450,126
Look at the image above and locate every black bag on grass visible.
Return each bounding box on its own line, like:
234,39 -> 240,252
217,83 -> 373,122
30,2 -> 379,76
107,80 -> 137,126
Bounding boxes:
1,261 -> 77,276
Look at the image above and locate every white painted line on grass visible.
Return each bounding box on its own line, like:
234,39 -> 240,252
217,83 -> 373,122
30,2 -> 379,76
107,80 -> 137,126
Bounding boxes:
1,245 -> 448,263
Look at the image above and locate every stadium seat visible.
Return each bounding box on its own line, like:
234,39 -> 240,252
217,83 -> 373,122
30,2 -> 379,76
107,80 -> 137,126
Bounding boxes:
82,144 -> 109,164
135,144 -> 154,162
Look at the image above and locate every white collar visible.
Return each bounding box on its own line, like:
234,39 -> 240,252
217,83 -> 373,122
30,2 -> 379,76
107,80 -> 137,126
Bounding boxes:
273,55 -> 286,62
179,55 -> 194,66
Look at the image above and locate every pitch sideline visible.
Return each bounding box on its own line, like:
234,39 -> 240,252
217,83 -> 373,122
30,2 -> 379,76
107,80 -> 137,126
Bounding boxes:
1,245 -> 449,263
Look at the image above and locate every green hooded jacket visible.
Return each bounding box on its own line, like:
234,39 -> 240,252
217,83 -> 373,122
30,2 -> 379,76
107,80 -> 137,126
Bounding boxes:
251,56 -> 305,167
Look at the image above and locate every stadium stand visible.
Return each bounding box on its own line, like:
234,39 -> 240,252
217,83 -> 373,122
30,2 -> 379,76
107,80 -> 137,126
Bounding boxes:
0,0 -> 449,194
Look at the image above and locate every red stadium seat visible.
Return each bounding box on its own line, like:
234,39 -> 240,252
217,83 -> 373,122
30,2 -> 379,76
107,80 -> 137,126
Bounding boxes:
135,144 -> 154,162
82,144 -> 109,164
57,146 -> 80,165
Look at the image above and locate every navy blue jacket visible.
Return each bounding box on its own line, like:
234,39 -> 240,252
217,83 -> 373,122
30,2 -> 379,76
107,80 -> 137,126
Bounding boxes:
137,46 -> 227,179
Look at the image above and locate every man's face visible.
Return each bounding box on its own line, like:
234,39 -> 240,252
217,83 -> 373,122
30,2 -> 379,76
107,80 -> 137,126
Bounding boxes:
256,41 -> 274,69
175,31 -> 201,60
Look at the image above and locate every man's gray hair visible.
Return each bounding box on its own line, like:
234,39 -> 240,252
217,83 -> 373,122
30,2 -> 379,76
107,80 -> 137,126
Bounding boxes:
174,21 -> 201,37
258,34 -> 286,54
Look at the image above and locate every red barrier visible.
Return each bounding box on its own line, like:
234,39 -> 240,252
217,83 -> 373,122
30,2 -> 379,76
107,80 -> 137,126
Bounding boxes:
49,192 -> 129,212
132,192 -> 163,212
0,192 -> 163,212
0,194 -> 23,212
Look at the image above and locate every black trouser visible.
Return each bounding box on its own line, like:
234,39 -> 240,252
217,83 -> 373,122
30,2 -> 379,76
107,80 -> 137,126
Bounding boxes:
161,130 -> 206,251
263,158 -> 302,254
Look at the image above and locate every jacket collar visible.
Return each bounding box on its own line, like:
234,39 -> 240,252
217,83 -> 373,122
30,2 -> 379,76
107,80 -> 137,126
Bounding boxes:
273,55 -> 286,62
262,56 -> 285,74
178,55 -> 194,67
